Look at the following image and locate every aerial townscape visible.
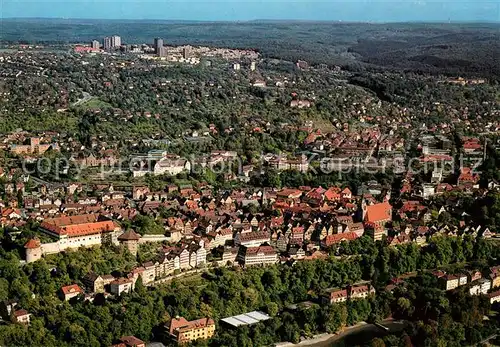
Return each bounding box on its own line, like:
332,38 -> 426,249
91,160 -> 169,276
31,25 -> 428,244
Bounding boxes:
0,11 -> 499,347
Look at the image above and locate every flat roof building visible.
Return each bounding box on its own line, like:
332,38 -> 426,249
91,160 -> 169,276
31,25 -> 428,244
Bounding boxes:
221,311 -> 271,328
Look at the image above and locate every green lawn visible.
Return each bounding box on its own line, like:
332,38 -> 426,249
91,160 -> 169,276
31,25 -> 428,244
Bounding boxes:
78,97 -> 112,110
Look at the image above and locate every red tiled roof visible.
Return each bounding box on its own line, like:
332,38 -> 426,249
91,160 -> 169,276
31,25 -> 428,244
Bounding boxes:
276,189 -> 303,199
61,284 -> 83,295
324,187 -> 341,201
323,231 -> 359,246
365,202 -> 392,223
119,336 -> 145,346
24,238 -> 41,249
488,290 -> 500,299
244,245 -> 276,256
13,309 -> 29,317
169,317 -> 215,334
41,214 -> 116,237
327,288 -> 348,299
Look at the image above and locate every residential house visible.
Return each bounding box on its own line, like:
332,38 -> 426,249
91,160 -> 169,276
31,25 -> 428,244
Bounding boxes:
440,275 -> 459,291
349,284 -> 376,299
467,270 -> 482,283
477,278 -> 492,295
11,309 -> 30,325
222,247 -> 239,265
322,288 -> 348,304
60,284 -> 83,301
321,231 -> 359,248
83,272 -> 110,293
488,290 -> 500,304
110,278 -> 133,295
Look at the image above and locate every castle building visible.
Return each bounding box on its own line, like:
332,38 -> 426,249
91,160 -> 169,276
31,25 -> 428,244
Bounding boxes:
118,230 -> 141,257
24,238 -> 42,263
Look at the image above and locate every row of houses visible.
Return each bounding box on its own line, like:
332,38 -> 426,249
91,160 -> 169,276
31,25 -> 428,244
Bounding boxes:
321,282 -> 376,304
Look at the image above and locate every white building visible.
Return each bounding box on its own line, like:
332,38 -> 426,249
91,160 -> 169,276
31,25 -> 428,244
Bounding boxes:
153,158 -> 191,176
237,245 -> 277,267
350,285 -> 375,299
110,278 -> 133,295
477,278 -> 492,294
39,214 -> 121,254
234,231 -> 269,248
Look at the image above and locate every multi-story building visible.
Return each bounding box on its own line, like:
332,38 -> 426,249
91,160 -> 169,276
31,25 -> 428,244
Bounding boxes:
112,336 -> 145,347
222,247 -> 239,265
156,252 -> 180,278
349,284 -> 376,299
110,278 -> 133,295
104,35 -> 121,50
168,317 -> 215,344
469,283 -> 482,296
491,272 -> 500,288
10,137 -> 58,155
363,201 -> 392,241
234,231 -> 269,248
322,288 -> 348,304
477,278 -> 492,294
178,248 -> 190,270
268,155 -> 309,172
183,46 -> 191,59
103,36 -> 112,50
131,157 -> 192,178
39,214 -> 121,253
60,284 -> 83,301
118,230 -> 141,256
441,274 -> 459,291
83,273 -> 115,293
12,309 -> 30,325
84,273 -> 105,293
154,38 -> 167,57
467,270 -> 482,282
488,290 -> 500,304
188,244 -> 206,268
111,35 -> 121,48
458,273 -> 468,286
207,228 -> 233,248
91,40 -> 100,50
141,262 -> 156,285
154,38 -> 163,53
237,245 -> 277,267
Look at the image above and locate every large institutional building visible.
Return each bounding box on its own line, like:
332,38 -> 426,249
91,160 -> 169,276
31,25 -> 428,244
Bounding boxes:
168,317 -> 215,343
29,214 -> 122,258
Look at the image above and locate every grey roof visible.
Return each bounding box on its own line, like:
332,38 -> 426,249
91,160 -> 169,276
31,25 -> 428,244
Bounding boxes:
221,310 -> 271,327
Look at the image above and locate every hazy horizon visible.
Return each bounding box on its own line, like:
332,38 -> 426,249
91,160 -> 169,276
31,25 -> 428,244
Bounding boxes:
1,1 -> 499,22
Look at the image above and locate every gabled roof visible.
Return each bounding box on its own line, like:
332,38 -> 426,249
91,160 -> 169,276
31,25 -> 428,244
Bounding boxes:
323,231 -> 359,246
61,284 -> 83,295
13,309 -> 29,317
169,316 -> 215,334
365,202 -> 392,223
119,336 -> 145,347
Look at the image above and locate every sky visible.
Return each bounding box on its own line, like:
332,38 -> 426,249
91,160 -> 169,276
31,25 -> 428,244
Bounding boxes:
1,0 -> 499,22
